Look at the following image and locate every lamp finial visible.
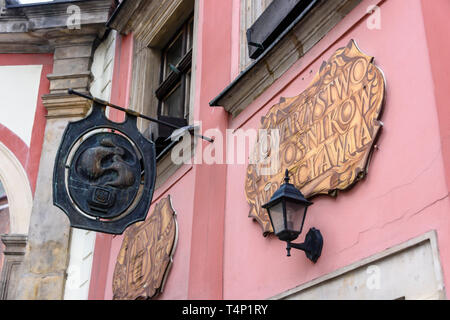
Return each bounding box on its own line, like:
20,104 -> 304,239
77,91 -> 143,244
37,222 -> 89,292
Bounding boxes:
284,169 -> 290,184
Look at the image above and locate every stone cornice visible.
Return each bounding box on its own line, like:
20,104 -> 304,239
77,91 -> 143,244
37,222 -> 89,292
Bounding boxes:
0,234 -> 27,256
19,0 -> 113,30
0,0 -> 116,118
0,0 -> 115,53
42,93 -> 93,119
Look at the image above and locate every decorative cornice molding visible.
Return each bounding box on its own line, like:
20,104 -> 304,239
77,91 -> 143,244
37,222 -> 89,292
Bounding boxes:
42,93 -> 92,119
0,1 -> 116,117
21,0 -> 113,30
1,234 -> 27,256
0,233 -> 27,300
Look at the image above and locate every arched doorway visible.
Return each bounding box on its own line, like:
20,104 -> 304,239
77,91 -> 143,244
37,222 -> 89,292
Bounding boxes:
0,142 -> 32,234
0,142 -> 32,299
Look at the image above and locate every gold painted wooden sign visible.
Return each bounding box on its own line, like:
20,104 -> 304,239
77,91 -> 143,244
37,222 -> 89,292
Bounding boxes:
245,40 -> 385,236
112,195 -> 178,300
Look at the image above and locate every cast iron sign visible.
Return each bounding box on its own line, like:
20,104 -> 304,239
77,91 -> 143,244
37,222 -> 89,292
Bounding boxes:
53,102 -> 156,234
245,40 -> 386,236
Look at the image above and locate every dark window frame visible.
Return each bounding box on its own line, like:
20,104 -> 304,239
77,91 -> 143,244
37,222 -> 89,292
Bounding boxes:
156,15 -> 194,121
153,14 -> 194,156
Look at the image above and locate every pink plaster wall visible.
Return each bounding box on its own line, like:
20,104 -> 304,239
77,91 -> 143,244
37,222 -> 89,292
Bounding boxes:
97,0 -> 450,300
420,0 -> 450,193
223,0 -> 450,299
103,165 -> 196,300
187,0 -> 232,300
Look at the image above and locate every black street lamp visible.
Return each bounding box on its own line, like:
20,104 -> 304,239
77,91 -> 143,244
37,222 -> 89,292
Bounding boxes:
262,169 -> 323,262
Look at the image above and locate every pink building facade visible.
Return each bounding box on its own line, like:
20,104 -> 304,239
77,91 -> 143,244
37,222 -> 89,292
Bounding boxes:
93,0 -> 450,300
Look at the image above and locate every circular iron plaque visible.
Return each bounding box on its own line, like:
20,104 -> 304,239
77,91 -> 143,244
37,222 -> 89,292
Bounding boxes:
68,132 -> 142,220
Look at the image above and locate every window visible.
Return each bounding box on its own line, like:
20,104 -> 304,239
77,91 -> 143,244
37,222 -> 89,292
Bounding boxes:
153,17 -> 193,155
240,0 -> 274,70
107,0 -> 196,187
152,16 -> 194,155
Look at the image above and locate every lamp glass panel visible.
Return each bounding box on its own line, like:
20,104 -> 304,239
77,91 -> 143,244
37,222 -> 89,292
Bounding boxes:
285,201 -> 306,233
268,202 -> 285,234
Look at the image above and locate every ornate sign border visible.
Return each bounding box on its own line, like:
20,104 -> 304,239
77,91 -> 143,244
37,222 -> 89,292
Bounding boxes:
53,102 -> 157,235
112,195 -> 178,300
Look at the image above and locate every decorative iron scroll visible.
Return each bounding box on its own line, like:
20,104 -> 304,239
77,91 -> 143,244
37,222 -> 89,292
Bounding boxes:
112,195 -> 178,300
245,40 -> 386,236
53,102 -> 156,234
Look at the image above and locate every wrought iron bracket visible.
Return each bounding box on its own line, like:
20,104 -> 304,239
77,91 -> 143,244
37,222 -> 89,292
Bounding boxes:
68,89 -> 214,143
286,228 -> 323,263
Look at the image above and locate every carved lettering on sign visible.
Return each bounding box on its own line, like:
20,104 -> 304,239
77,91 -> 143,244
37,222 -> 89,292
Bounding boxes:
245,40 -> 386,236
112,195 -> 178,300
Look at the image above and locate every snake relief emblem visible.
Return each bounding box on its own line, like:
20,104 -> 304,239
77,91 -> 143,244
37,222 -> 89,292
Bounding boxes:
77,137 -> 136,188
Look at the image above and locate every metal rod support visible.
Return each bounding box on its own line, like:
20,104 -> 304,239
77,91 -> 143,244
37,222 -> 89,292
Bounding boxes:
285,228 -> 323,263
68,89 -> 214,143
